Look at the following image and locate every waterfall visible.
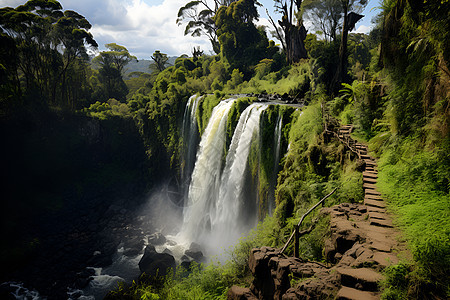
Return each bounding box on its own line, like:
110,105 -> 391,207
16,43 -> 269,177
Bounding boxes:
180,99 -> 235,248
213,104 -> 267,249
181,95 -> 202,190
179,101 -> 267,255
269,115 -> 283,215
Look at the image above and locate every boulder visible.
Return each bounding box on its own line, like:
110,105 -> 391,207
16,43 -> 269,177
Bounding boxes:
147,233 -> 166,245
123,237 -> 145,257
138,245 -> 175,277
162,248 -> 173,255
179,255 -> 195,273
248,247 -> 279,299
185,242 -> 205,262
227,286 -> 258,300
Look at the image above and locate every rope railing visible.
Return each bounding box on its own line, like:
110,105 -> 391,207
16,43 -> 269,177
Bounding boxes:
280,187 -> 338,256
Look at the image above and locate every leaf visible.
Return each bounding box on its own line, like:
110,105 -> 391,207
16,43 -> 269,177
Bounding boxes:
177,1 -> 201,17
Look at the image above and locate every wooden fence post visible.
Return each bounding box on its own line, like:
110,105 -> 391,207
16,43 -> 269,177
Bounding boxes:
294,224 -> 299,258
280,187 -> 338,254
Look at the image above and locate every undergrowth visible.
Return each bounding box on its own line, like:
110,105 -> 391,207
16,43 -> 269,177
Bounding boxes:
375,136 -> 450,298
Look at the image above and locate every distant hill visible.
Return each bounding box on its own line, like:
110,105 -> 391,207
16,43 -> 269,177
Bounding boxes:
123,57 -> 178,78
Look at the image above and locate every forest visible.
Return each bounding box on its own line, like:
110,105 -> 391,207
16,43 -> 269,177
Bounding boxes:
0,0 -> 449,299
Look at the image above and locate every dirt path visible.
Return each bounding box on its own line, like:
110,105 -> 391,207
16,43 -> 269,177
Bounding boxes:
323,125 -> 410,299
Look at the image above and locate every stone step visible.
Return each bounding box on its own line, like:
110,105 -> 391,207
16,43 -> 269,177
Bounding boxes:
365,199 -> 386,209
370,218 -> 393,228
336,267 -> 382,292
363,177 -> 377,184
368,211 -> 389,220
372,252 -> 399,268
363,171 -> 378,178
366,206 -> 386,214
336,286 -> 379,300
365,194 -> 383,201
360,154 -> 373,160
364,160 -> 377,166
363,183 -> 378,190
369,242 -> 392,253
365,189 -> 382,196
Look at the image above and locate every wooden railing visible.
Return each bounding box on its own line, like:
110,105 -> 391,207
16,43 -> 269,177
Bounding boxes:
279,103 -> 371,258
280,187 -> 338,256
321,102 -> 367,160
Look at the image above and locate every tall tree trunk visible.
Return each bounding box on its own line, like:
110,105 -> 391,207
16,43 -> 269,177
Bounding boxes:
331,0 -> 349,93
286,21 -> 308,64
279,1 -> 308,65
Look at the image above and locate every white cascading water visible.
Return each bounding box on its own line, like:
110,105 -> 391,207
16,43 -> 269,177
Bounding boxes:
181,94 -> 202,190
179,101 -> 267,255
269,115 -> 283,215
179,99 -> 235,248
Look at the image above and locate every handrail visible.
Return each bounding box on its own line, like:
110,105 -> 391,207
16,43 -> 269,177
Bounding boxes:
280,187 -> 338,255
321,104 -> 363,159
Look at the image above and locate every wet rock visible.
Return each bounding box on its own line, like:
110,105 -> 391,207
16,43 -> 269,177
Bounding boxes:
138,245 -> 175,277
123,237 -> 145,257
74,268 -> 96,288
162,248 -> 173,255
180,255 -> 194,271
185,242 -> 205,262
87,252 -> 113,267
147,233 -> 166,245
227,285 -> 258,300
166,239 -> 177,246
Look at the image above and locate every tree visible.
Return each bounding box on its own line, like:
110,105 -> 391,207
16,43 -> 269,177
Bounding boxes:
151,50 -> 169,72
94,43 -> 137,74
267,0 -> 308,64
330,0 -> 365,93
92,43 -> 135,102
192,46 -> 204,60
54,9 -> 98,107
302,0 -> 343,42
0,0 -> 97,108
215,0 -> 277,77
177,0 -> 237,54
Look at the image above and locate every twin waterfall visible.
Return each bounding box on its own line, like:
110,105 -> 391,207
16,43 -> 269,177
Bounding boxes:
179,95 -> 283,255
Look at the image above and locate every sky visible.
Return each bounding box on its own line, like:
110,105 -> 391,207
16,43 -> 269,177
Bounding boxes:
2,0 -> 381,59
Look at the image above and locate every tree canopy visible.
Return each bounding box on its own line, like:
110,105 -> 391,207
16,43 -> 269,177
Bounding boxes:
93,43 -> 137,74
92,43 -> 135,102
151,50 -> 169,72
0,0 -> 97,108
176,0 -> 238,54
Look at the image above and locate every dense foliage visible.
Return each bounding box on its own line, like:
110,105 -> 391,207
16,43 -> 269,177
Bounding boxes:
0,0 -> 97,109
1,0 -> 449,299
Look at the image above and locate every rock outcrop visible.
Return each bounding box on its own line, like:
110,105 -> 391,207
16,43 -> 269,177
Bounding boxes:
229,201 -> 406,299
138,245 -> 176,277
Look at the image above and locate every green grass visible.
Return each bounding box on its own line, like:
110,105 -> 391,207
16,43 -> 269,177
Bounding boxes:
375,137 -> 450,297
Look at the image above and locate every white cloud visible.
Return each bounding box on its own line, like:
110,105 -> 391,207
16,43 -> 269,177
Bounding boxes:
1,0 -> 23,7
354,24 -> 374,34
84,0 -> 214,58
2,0 -> 213,58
